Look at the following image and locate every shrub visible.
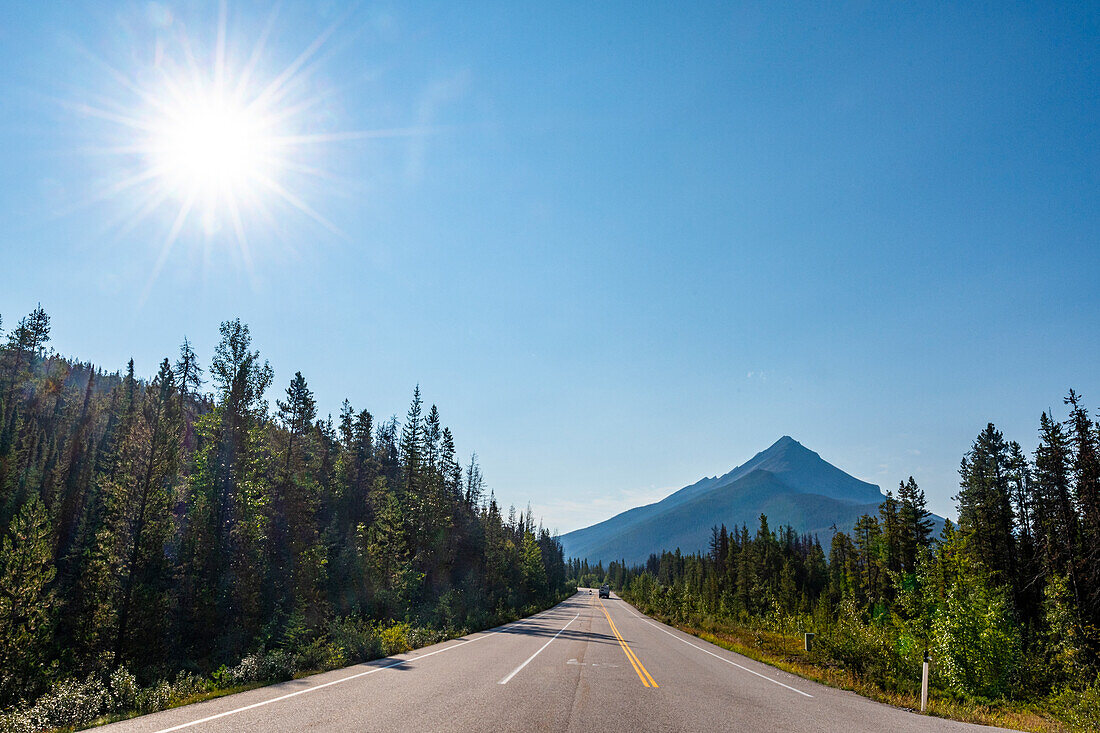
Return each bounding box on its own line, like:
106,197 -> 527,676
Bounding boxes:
4,676 -> 108,732
328,618 -> 381,663
296,638 -> 345,672
1049,676 -> 1100,732
107,667 -> 139,711
407,626 -> 449,650
169,672 -> 206,701
378,623 -> 411,656
0,708 -> 35,733
227,649 -> 296,686
932,579 -> 1021,699
136,680 -> 173,715
813,601 -> 911,690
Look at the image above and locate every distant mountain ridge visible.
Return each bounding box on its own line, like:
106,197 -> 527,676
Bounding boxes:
559,436 -> 943,565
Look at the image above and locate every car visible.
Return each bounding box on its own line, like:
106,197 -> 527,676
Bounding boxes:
599,584 -> 610,599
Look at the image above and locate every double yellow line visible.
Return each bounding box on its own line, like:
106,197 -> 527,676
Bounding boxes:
597,597 -> 658,688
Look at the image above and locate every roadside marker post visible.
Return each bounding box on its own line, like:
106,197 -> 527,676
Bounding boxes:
920,653 -> 930,712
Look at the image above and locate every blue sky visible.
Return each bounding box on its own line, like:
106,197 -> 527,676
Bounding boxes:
1,1 -> 1097,532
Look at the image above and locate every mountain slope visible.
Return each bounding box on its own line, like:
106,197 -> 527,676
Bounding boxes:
560,436 -> 943,565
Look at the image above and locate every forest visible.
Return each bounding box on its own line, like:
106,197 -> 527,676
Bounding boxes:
0,306 -> 569,730
593,402 -> 1100,728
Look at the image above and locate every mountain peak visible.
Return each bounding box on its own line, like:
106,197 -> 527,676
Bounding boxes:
559,435 -> 911,564
770,435 -> 801,450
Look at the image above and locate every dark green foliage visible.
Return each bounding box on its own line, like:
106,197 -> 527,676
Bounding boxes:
0,308 -> 568,714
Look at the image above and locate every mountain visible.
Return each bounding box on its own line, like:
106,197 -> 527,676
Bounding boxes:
559,436 -> 944,565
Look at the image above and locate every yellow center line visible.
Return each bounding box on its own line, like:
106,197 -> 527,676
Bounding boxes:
598,597 -> 658,688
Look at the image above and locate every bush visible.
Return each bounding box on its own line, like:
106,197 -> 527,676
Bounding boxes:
107,667 -> 139,711
136,680 -> 173,715
169,672 -> 207,702
407,627 -> 449,650
32,677 -> 108,730
932,579 -> 1021,699
328,618 -> 381,663
0,676 -> 108,733
378,623 -> 411,657
1049,677 -> 1100,732
227,649 -> 296,686
296,638 -> 345,672
813,601 -> 912,690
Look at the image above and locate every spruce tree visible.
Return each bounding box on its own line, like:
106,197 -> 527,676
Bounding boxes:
0,495 -> 55,698
1063,391 -> 1100,630
957,424 -> 1017,592
898,476 -> 934,573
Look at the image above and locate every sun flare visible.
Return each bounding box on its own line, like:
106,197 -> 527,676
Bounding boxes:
149,93 -> 274,207
71,4 -> 429,299
73,4 -> 344,282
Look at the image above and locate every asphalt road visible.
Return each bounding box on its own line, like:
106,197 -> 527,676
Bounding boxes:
99,590 -> 1012,732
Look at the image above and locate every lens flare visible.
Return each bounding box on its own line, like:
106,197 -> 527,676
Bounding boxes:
150,94 -> 272,207
66,3 -> 433,301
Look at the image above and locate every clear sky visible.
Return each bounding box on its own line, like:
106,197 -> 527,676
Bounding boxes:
1,1 -> 1097,533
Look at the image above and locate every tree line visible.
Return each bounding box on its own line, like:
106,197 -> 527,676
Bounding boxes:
608,404 -> 1100,702
0,306 -> 568,708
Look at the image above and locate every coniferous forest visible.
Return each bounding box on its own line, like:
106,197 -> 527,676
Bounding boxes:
0,306 -> 568,729
595,406 -> 1100,728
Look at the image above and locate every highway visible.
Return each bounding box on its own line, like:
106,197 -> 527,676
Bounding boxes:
99,590 -> 1011,732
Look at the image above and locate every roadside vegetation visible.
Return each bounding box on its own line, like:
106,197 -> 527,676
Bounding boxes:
580,400 -> 1100,732
0,306 -> 571,732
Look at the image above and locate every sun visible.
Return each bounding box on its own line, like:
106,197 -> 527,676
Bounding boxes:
71,5 -> 343,281
149,91 -> 274,210
69,3 -> 429,298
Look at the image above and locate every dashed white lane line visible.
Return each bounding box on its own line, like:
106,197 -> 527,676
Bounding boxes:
147,610 -> 562,733
619,605 -> 813,698
499,612 -> 581,684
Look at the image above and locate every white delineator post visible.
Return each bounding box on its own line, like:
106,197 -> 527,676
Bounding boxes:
920,653 -> 930,712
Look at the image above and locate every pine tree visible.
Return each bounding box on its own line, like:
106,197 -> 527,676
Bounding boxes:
852,514 -> 882,609
898,476 -> 934,573
957,424 -> 1017,592
174,337 -> 203,398
98,358 -> 180,667
1034,412 -> 1077,593
878,489 -> 902,578
180,319 -> 273,658
272,371 -> 324,623
464,453 -> 483,508
1064,391 -> 1100,630
400,386 -> 423,499
0,496 -> 55,698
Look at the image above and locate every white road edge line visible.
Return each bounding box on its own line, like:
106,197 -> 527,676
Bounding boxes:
148,611 -> 556,733
498,612 -> 581,685
622,606 -> 813,698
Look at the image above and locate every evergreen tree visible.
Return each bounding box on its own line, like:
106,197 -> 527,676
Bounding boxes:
897,476 -> 934,574
96,358 -> 179,668
174,337 -> 203,398
0,496 -> 55,699
1064,391 -> 1100,632
957,424 -> 1017,592
271,371 -> 324,624
1034,411 -> 1078,601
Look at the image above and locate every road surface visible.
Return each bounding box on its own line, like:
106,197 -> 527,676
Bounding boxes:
99,590 -> 1011,732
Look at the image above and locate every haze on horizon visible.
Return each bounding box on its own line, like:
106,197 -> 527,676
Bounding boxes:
1,1 -> 1097,533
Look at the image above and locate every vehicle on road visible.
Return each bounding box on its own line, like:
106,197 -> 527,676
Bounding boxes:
599,584 -> 610,599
